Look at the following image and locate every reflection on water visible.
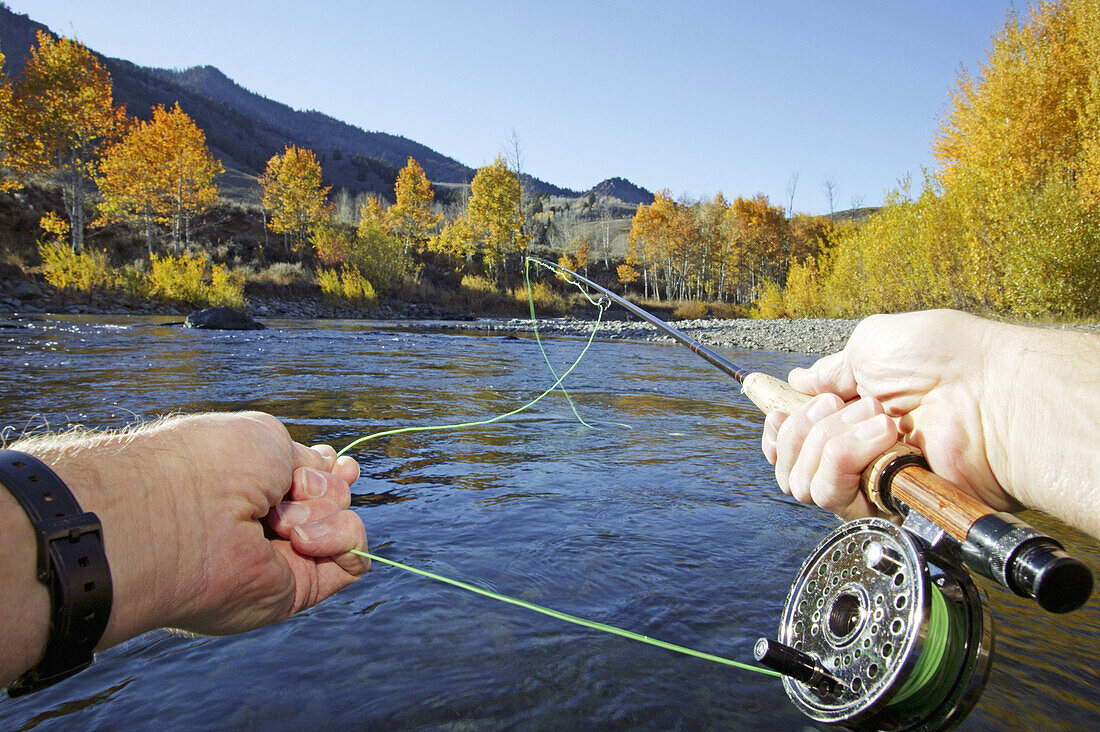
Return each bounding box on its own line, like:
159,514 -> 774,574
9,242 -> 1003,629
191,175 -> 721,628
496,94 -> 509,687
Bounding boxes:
0,315 -> 1097,730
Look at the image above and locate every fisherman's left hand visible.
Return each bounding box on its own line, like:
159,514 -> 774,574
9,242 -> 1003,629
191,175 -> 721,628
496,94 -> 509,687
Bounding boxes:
27,412 -> 368,647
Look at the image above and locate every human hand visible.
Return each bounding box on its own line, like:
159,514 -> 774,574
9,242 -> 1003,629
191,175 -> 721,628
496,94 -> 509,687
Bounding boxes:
20,412 -> 369,646
761,310 -> 1023,522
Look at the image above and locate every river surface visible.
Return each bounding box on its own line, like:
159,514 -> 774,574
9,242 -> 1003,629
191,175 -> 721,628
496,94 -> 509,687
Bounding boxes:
0,316 -> 1097,731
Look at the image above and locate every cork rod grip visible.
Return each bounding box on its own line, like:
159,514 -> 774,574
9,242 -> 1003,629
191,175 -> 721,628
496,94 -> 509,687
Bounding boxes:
742,371 -> 992,538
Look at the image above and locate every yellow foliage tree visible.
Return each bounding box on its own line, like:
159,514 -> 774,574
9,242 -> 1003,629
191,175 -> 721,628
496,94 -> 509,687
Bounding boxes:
626,190 -> 676,300
386,156 -> 441,258
260,144 -> 330,255
97,102 -> 222,253
804,0 -> 1099,318
0,44 -> 20,192
5,31 -> 127,251
935,1 -> 1095,199
616,263 -> 639,291
1076,0 -> 1100,205
466,155 -> 529,284
428,215 -> 476,262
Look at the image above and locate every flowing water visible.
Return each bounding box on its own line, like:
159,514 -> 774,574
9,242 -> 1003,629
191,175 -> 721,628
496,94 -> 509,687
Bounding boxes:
0,316 -> 1097,731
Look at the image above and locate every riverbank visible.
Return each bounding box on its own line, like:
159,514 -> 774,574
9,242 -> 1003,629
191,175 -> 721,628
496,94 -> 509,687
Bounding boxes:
4,274 -> 1094,356
0,273 -> 861,354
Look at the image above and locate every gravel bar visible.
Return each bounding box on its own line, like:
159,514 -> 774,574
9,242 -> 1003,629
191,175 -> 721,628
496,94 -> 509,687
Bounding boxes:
420,316 -> 860,355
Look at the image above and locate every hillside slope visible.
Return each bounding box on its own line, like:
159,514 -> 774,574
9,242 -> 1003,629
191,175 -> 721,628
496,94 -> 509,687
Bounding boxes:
0,5 -> 652,205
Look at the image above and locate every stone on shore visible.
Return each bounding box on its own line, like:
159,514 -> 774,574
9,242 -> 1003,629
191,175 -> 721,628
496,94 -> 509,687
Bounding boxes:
185,306 -> 266,330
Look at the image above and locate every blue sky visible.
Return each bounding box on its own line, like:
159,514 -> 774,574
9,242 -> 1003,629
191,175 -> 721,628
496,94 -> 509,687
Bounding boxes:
5,1 -> 1019,214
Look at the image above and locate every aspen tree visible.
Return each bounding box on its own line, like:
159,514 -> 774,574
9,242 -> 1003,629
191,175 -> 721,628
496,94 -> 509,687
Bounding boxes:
386,157 -> 441,259
260,144 -> 330,256
6,32 -> 127,251
98,103 -> 222,253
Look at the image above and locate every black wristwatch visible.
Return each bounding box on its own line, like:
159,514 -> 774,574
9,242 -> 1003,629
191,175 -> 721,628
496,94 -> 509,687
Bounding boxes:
0,450 -> 112,696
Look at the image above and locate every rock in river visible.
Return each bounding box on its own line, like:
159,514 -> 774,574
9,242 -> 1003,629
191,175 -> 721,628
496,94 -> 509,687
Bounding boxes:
185,306 -> 265,331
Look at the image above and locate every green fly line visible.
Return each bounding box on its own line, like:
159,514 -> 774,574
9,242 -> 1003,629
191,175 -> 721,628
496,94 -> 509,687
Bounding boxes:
336,257 -> 625,459
336,256 -> 777,677
351,548 -> 781,678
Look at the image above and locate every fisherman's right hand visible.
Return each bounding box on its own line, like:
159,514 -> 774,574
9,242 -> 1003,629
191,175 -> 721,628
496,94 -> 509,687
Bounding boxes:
761,310 -> 1025,522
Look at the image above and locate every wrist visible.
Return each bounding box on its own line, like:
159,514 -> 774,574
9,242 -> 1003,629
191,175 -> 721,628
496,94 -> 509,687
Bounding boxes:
12,428 -> 189,650
975,319 -> 1091,521
0,482 -> 50,686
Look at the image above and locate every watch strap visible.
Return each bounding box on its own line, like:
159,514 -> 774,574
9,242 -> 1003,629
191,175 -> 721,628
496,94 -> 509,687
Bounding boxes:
0,449 -> 112,696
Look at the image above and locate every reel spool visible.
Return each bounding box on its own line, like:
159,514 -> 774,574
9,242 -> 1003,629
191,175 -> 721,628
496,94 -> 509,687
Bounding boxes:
755,518 -> 994,731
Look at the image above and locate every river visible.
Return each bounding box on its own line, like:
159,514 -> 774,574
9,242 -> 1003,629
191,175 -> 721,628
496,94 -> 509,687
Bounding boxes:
0,316 -> 1097,730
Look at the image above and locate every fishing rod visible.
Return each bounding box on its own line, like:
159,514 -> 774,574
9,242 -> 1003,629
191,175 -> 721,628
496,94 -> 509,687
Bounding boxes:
527,257 -> 1093,731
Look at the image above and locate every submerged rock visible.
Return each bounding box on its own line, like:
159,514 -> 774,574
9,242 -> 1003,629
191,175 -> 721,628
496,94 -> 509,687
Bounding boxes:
185,306 -> 266,331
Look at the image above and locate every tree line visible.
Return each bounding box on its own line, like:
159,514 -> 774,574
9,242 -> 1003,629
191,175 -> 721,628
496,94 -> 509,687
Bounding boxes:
766,0 -> 1100,318
618,191 -> 833,304
4,0 -> 1097,320
0,31 -> 532,306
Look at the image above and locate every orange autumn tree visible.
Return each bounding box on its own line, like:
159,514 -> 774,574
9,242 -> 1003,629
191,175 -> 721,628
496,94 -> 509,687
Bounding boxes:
260,144 -> 331,256
5,31 -> 127,251
727,194 -> 788,303
98,102 -> 223,253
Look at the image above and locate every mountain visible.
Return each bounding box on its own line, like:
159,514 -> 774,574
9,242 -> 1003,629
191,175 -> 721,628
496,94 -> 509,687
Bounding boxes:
0,5 -> 653,205
588,177 -> 654,205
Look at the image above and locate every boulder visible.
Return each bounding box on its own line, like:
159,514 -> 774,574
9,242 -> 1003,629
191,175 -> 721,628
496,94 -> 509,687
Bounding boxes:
185,306 -> 265,331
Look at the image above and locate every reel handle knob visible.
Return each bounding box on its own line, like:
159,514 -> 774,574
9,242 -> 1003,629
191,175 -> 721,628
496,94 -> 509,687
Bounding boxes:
753,638 -> 843,695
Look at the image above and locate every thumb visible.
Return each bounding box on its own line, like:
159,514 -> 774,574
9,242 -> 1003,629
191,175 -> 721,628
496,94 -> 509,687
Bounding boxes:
789,348 -> 859,400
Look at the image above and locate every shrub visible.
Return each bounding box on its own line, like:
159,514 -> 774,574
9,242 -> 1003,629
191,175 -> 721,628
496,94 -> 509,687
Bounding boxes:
318,268 -> 342,301
39,242 -> 115,293
347,216 -> 405,292
209,265 -> 246,308
319,266 -> 377,308
251,262 -> 310,286
672,300 -> 707,321
148,253 -> 210,305
340,266 -> 377,306
147,252 -> 245,307
750,280 -> 786,319
520,280 -> 569,315
707,301 -> 744,319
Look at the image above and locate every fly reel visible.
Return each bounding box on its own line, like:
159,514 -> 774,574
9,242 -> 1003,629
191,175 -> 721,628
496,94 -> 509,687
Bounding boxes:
755,518 -> 994,731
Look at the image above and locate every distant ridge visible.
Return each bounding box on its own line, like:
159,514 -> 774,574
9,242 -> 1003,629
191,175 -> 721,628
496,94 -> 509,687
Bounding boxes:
0,4 -> 654,205
588,177 -> 654,205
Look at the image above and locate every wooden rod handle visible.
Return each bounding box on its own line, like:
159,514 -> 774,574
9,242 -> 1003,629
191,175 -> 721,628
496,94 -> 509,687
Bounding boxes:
888,465 -> 991,540
742,371 -> 992,538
